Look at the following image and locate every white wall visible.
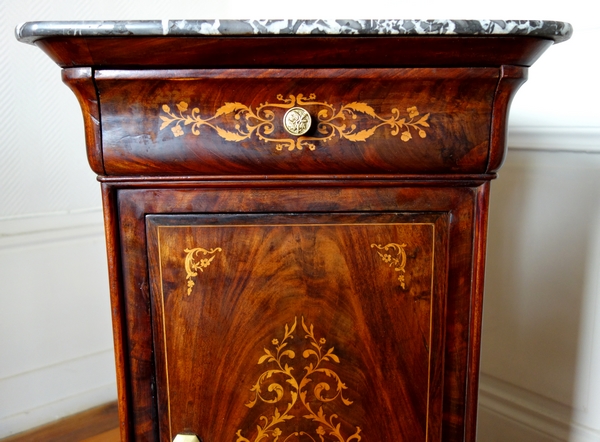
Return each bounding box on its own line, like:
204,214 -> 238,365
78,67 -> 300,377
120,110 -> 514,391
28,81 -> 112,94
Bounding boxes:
1,0 -> 598,439
479,151 -> 600,442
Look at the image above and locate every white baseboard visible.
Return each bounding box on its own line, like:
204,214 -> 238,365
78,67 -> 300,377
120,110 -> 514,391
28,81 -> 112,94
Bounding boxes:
478,406 -> 563,442
478,374 -> 600,442
508,127 -> 600,152
0,208 -> 104,249
0,349 -> 117,439
0,208 -> 114,439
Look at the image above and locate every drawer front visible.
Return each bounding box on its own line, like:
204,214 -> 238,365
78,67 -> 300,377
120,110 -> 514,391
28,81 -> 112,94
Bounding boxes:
147,212 -> 448,442
98,68 -> 498,176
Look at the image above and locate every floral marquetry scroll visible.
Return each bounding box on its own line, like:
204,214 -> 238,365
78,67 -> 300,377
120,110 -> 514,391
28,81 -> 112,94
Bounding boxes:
236,317 -> 362,442
371,242 -> 408,289
159,94 -> 431,152
183,246 -> 222,295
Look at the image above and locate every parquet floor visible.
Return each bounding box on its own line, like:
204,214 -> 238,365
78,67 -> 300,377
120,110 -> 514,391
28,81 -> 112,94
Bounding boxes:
1,402 -> 120,442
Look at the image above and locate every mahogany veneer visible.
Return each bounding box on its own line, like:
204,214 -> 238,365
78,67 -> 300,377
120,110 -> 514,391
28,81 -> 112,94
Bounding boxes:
18,20 -> 570,442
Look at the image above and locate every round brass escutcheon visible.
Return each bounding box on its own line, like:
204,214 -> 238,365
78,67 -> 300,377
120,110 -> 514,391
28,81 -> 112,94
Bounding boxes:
283,107 -> 311,136
173,434 -> 200,442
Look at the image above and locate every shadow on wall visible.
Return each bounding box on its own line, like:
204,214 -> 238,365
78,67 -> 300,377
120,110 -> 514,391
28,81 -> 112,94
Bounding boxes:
478,150 -> 600,441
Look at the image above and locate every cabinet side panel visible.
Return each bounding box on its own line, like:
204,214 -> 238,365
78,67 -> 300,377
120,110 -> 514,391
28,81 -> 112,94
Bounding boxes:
117,191 -> 159,440
464,182 -> 491,441
101,184 -> 131,440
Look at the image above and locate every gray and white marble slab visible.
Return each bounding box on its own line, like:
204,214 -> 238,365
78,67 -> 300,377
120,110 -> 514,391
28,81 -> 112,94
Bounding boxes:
16,19 -> 573,45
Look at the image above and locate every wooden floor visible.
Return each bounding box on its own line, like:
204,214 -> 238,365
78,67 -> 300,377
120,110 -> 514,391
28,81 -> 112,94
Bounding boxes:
1,402 -> 120,442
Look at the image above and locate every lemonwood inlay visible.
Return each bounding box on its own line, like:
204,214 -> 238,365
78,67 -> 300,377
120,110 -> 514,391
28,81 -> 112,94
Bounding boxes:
183,246 -> 222,295
236,317 -> 362,442
159,94 -> 430,152
371,242 -> 408,289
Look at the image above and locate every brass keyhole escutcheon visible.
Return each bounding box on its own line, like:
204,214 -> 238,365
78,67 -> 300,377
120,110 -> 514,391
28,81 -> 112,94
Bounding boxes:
173,434 -> 200,442
283,107 -> 311,136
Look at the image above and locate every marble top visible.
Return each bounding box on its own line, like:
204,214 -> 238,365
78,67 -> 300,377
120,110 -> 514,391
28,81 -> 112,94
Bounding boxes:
16,19 -> 572,45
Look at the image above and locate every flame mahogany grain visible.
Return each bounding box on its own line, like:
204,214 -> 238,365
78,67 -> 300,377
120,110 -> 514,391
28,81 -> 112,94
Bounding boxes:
25,31 -> 560,441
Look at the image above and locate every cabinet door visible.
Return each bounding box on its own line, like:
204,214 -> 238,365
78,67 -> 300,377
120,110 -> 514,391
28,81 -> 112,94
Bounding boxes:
146,212 -> 448,442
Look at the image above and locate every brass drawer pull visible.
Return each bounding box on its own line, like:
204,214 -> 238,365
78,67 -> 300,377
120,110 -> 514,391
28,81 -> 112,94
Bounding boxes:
283,106 -> 311,136
173,434 -> 200,442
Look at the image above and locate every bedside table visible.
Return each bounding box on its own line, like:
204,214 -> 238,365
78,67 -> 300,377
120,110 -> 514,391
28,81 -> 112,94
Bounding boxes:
17,19 -> 572,442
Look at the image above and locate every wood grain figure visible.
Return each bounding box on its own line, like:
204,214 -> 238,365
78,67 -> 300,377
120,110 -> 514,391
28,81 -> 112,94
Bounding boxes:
16,20 -> 571,441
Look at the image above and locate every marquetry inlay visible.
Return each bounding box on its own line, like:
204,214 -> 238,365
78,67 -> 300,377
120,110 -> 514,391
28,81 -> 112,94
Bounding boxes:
236,317 -> 362,442
371,242 -> 408,289
159,94 -> 430,152
183,246 -> 222,295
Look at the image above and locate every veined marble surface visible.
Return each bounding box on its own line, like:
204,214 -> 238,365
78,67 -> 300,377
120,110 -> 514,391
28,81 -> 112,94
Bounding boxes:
16,19 -> 572,44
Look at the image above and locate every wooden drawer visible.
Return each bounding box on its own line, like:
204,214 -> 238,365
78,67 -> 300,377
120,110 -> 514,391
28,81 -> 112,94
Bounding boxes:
97,68 -> 500,176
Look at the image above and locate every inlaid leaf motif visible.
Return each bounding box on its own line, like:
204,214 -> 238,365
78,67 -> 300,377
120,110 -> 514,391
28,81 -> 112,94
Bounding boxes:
159,116 -> 172,130
214,101 -> 249,118
258,351 -> 275,365
343,101 -> 378,117
214,126 -> 247,142
416,113 -> 430,127
344,126 -> 378,142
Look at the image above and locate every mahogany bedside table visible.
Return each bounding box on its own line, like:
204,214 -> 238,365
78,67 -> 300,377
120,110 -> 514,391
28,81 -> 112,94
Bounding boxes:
17,19 -> 571,442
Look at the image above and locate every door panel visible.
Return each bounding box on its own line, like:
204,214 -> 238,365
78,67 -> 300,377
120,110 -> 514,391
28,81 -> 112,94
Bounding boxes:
147,212 -> 448,441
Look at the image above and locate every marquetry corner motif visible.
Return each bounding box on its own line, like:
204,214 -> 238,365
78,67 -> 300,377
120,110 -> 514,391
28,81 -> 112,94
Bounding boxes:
371,242 -> 408,289
236,317 -> 362,442
183,246 -> 222,295
159,94 -> 431,152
